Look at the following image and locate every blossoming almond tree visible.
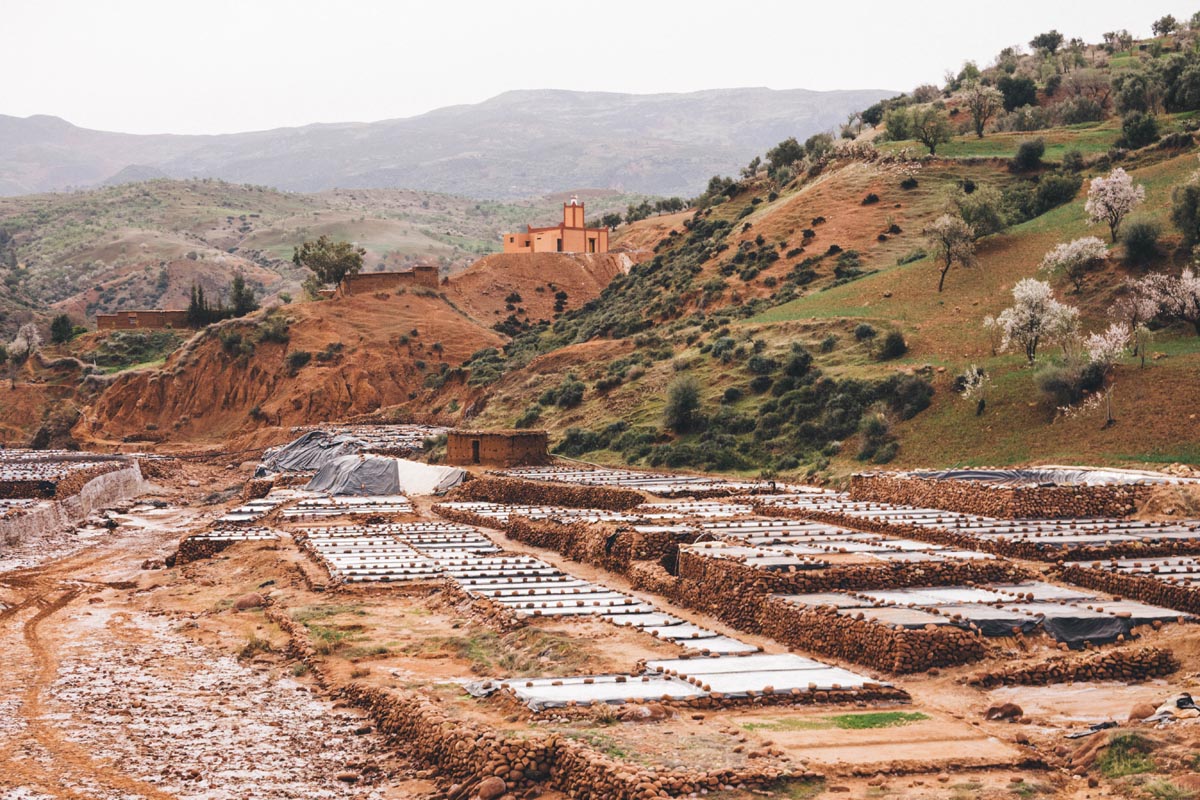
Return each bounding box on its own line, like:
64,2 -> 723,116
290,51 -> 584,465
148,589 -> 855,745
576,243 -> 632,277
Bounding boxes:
1039,237 -> 1109,292
992,278 -> 1080,364
1135,267 -> 1200,335
1085,167 -> 1145,242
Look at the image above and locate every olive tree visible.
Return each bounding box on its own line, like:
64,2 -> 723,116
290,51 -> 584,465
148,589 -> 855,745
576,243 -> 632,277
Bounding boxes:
962,81 -> 1004,138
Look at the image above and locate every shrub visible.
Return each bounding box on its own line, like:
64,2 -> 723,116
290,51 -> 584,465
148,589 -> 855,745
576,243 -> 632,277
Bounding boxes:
953,184 -> 1006,237
514,405 -> 542,428
664,376 -> 702,433
285,350 -> 312,375
1035,361 -> 1106,406
746,354 -> 778,375
877,331 -> 908,360
257,315 -> 290,344
854,323 -> 877,340
900,176 -> 919,190
1170,181 -> 1200,250
897,248 -> 927,265
749,375 -> 773,393
862,193 -> 880,205
1120,217 -> 1161,265
1034,171 -> 1083,214
1117,112 -> 1159,149
722,386 -> 744,403
1057,96 -> 1105,124
1011,138 -> 1046,171
819,334 -> 838,353
1060,149 -> 1085,172
50,314 -> 76,344
882,374 -> 934,419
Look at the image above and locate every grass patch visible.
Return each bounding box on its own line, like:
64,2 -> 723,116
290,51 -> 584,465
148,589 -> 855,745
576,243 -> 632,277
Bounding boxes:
743,711 -> 929,732
237,635 -> 272,660
1097,733 -> 1157,778
402,628 -> 598,676
1144,779 -> 1195,800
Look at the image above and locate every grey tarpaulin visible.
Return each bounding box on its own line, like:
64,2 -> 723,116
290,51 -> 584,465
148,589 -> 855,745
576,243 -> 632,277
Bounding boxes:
897,467 -> 1196,486
305,455 -> 466,496
257,431 -> 365,475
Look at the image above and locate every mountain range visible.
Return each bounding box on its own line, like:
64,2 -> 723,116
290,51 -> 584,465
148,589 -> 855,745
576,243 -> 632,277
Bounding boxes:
0,87 -> 894,198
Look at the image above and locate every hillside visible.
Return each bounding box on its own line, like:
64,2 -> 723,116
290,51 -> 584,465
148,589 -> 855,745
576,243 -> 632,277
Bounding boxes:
0,88 -> 894,198
0,180 -> 644,337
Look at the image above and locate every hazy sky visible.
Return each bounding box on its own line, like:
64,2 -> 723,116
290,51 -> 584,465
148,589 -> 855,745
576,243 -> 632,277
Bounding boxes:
4,0 -> 1194,135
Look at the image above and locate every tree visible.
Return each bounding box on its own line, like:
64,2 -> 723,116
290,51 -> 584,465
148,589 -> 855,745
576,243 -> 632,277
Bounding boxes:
1086,167 -> 1145,242
997,75 -> 1038,111
663,376 -> 701,433
1040,237 -> 1108,292
1152,15 -> 1179,37
766,137 -> 804,171
911,107 -> 953,155
50,314 -> 76,344
741,156 -> 761,178
600,212 -> 623,230
1030,30 -> 1065,55
951,183 -> 1006,238
963,81 -> 1004,137
292,235 -> 365,289
1134,268 -> 1200,335
1171,169 -> 1200,251
1117,111 -> 1159,149
990,278 -> 1080,364
923,214 -> 976,292
229,272 -> 259,317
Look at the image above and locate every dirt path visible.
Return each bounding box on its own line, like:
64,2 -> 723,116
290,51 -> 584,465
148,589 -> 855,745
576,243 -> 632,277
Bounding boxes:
0,503 -> 431,800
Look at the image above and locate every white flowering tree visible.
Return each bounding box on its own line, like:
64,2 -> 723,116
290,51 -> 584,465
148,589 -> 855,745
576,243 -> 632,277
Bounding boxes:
923,214 -> 977,292
1085,167 -> 1145,242
992,278 -> 1080,364
1112,285 -> 1160,367
1039,237 -> 1109,292
6,322 -> 41,389
957,365 -> 991,415
1133,267 -> 1200,336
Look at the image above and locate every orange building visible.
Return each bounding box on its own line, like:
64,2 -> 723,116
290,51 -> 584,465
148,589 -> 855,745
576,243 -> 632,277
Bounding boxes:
502,197 -> 609,254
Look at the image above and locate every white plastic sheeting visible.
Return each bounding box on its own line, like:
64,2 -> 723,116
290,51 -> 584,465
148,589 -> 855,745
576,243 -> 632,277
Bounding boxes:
306,456 -> 465,496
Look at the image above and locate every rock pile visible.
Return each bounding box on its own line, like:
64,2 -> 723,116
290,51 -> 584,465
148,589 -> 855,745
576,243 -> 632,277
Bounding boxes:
969,646 -> 1179,687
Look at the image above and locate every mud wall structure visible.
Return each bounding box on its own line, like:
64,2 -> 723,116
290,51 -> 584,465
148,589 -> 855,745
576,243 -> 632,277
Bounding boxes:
849,473 -> 1146,519
445,430 -> 549,467
336,267 -> 440,296
967,646 -> 1179,687
96,310 -> 190,331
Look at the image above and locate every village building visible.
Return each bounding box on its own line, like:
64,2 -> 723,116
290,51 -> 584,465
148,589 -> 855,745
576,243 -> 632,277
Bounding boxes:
501,197 -> 609,254
445,429 -> 549,467
95,309 -> 190,331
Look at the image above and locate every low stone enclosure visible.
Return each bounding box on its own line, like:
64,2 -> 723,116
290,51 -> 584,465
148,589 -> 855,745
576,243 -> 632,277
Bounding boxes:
967,646 -> 1179,687
849,468 -> 1197,519
1055,558 -> 1200,615
755,493 -> 1200,562
0,450 -> 149,547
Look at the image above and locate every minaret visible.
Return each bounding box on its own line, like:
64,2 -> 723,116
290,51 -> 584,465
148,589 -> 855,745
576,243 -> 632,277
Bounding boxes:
563,195 -> 585,228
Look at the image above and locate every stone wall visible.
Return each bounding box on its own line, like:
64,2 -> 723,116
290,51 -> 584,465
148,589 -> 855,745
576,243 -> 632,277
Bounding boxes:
1054,563 -> 1200,616
337,267 -> 440,296
96,310 -> 190,330
449,476 -> 644,510
968,646 -> 1179,687
849,473 -> 1145,519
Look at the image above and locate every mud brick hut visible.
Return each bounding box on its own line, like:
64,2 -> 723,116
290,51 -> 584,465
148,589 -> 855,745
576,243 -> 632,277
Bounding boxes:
446,429 -> 548,467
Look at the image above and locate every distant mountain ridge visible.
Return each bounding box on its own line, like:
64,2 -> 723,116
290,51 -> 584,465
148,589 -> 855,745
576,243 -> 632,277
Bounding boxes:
0,87 -> 894,198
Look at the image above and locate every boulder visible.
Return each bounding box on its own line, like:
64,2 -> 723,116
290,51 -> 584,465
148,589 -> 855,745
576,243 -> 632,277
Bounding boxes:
477,776 -> 507,800
234,592 -> 266,610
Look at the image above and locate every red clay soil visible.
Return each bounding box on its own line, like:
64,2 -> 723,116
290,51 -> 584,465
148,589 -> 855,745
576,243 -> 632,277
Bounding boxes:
445,252 -> 632,325
74,292 -> 505,446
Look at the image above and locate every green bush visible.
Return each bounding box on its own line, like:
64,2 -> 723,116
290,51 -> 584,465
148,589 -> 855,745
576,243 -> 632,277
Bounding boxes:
854,323 -> 877,341
514,405 -> 541,428
1117,111 -> 1160,149
877,331 -> 908,360
1035,361 -> 1106,406
50,314 -> 77,344
1121,217 -> 1161,265
1011,137 -> 1046,171
1171,181 -> 1200,250
664,376 -> 702,433
746,354 -> 778,375
285,350 -> 312,375
819,335 -> 838,353
257,315 -> 290,344
1034,171 -> 1083,214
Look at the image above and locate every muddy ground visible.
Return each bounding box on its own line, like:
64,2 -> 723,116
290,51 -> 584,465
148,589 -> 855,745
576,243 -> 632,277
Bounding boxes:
2,465 -> 1199,800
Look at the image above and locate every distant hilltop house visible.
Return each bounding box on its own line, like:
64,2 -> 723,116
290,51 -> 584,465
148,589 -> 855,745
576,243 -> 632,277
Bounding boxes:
502,197 -> 609,254
95,309 -> 189,331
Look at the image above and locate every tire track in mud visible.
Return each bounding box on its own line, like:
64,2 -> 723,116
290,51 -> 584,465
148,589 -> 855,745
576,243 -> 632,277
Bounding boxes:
0,559 -> 181,800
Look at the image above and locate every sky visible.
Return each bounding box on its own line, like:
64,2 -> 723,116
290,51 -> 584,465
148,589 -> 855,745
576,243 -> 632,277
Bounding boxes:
4,0 -> 1196,135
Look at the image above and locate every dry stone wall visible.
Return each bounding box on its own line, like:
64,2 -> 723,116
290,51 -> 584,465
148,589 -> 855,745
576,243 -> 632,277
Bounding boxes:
450,477 -> 645,511
849,474 -> 1145,519
1055,564 -> 1200,615
968,646 -> 1179,687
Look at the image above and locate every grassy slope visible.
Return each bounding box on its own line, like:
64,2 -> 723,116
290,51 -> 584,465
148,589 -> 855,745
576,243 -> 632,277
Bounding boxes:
471,123 -> 1200,476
